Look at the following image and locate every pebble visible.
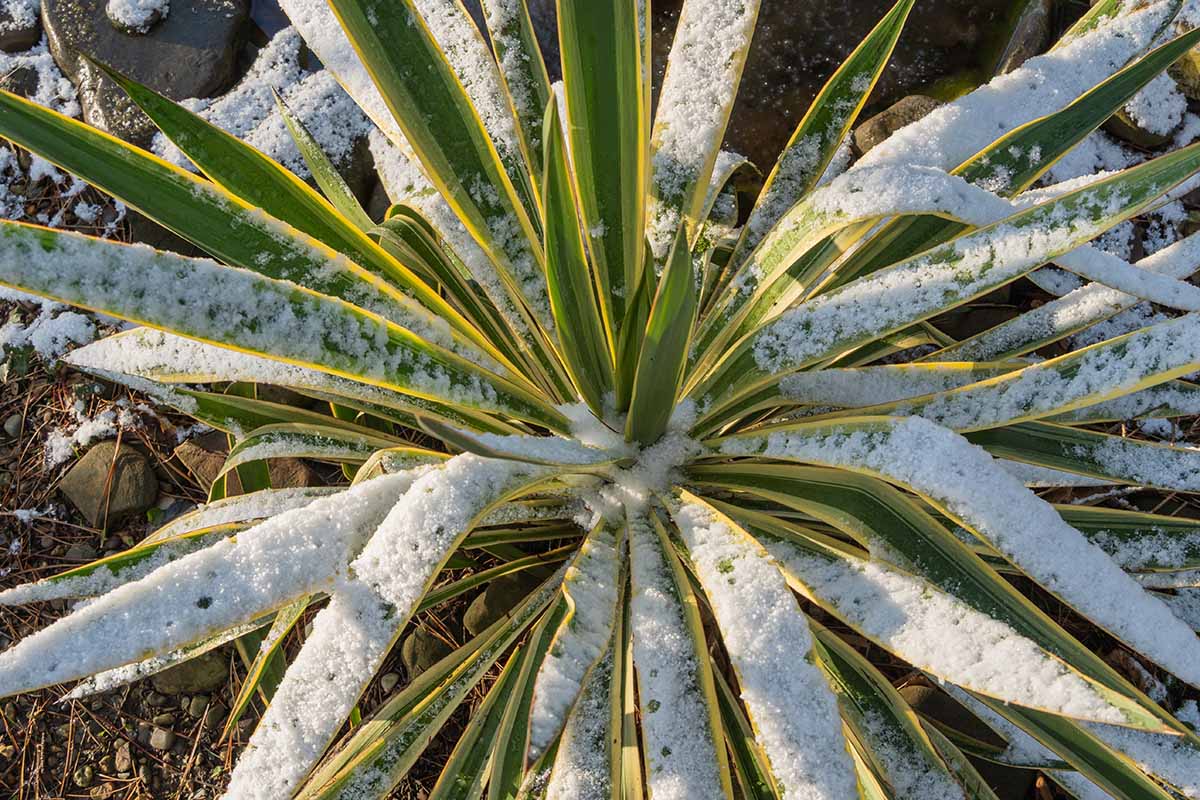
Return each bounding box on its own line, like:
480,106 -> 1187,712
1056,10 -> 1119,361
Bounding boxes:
2,413 -> 21,439
151,713 -> 175,727
114,742 -> 132,773
186,694 -> 209,718
379,672 -> 400,694
148,727 -> 175,751
72,764 -> 95,788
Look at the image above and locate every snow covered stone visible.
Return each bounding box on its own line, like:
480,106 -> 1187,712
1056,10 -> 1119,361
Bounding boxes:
105,0 -> 167,34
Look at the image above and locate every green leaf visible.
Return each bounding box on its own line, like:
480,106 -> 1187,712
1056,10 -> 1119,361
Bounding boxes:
298,575 -> 564,799
712,667 -> 780,800
693,143 -> 1200,423
627,513 -> 733,800
214,423 -> 420,486
541,97 -> 615,412
224,595 -> 312,741
481,0 -> 552,173
965,420 -> 1200,492
724,0 -> 915,272
811,622 -> 995,800
327,0 -> 552,333
0,222 -> 567,432
688,467 -> 1172,731
968,694 -> 1178,800
813,26 -> 1200,295
0,86 -> 449,337
626,229 -> 697,444
276,93 -> 375,231
556,0 -> 646,329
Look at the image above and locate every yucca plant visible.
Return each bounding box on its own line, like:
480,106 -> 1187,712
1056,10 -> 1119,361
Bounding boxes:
6,0 -> 1200,797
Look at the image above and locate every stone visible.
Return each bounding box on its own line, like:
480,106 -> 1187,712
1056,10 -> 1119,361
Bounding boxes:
0,0 -> 40,53
186,694 -> 209,718
123,212 -> 205,259
379,672 -> 401,694
853,95 -> 942,156
174,430 -> 321,494
201,701 -> 228,730
366,177 -> 391,225
1105,110 -> 1177,150
72,763 -> 96,788
0,743 -> 15,759
992,0 -> 1052,75
41,0 -> 249,147
149,650 -> 227,695
400,628 -> 452,679
65,542 -> 99,561
151,713 -> 175,727
149,727 -> 175,751
463,574 -> 538,637
89,784 -> 116,800
3,413 -> 21,439
58,441 -> 158,527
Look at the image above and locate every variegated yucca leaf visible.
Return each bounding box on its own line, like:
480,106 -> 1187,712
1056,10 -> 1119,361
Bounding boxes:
3,1 -> 1200,798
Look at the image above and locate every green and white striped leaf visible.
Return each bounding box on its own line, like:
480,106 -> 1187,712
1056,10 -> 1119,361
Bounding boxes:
480,0 -> 552,171
327,0 -> 551,332
541,645 -> 618,800
0,87 -> 447,337
811,623 -> 982,800
0,471 -> 418,699
670,494 -> 858,799
555,0 -> 645,329
0,223 -> 566,432
527,522 -> 622,762
693,144 -> 1200,422
541,97 -> 615,412
646,0 -> 760,261
687,474 -> 1170,730
627,513 -> 733,800
299,573 -> 563,799
831,314 -> 1200,432
224,458 -> 559,799
213,423 -> 418,485
728,0 -> 914,270
626,230 -> 697,444
965,421 -> 1200,492
718,417 -> 1200,696
427,647 -> 526,800
276,94 -> 375,231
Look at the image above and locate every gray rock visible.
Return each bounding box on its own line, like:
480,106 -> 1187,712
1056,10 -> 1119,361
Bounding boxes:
993,0 -> 1052,75
0,64 -> 39,98
113,742 -> 132,773
174,430 -> 322,494
72,763 -> 95,788
149,650 -> 227,695
58,441 -> 158,527
3,413 -> 21,439
64,542 -> 98,562
379,672 -> 401,694
41,0 -> 249,147
1105,109 -> 1178,150
463,574 -> 538,637
400,628 -> 451,679
186,694 -> 209,719
853,95 -> 942,156
0,0 -> 40,53
148,727 -> 175,751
